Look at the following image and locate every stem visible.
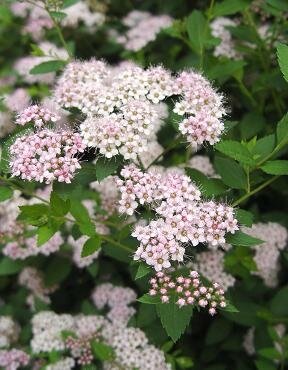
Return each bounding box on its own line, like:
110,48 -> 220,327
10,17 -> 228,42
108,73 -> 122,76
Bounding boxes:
145,135 -> 182,170
232,176 -> 279,207
101,235 -> 133,252
236,79 -> 258,110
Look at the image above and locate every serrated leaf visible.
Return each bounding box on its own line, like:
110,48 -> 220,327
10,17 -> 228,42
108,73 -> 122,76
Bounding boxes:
18,204 -> 50,226
50,191 -> 70,217
235,209 -> 254,227
214,156 -> 247,189
186,10 -> 207,55
276,112 -> 288,146
30,60 -> 67,75
261,160 -> 288,175
95,156 -> 122,181
277,43 -> 288,82
91,340 -> 115,361
135,263 -> 151,280
0,186 -> 13,201
215,140 -> 255,165
81,236 -> 102,257
253,134 -> 276,161
138,294 -> 162,305
37,225 -> 57,247
212,0 -> 249,17
226,231 -> 263,247
156,297 -> 193,342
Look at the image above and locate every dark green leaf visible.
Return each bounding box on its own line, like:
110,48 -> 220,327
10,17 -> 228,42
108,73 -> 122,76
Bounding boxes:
186,10 -> 207,55
207,60 -> 246,80
239,112 -> 266,140
0,186 -> 13,201
212,0 -> 249,17
205,318 -> 232,345
277,43 -> 288,82
253,134 -> 275,162
0,258 -> 25,276
81,236 -> 102,257
270,285 -> 288,316
135,263 -> 151,280
44,256 -> 71,286
18,204 -> 50,226
276,112 -> 288,146
261,160 -> 288,175
37,225 -> 57,247
70,200 -> 96,237
214,156 -> 247,189
235,209 -> 254,227
30,60 -> 67,75
156,296 -> 193,342
226,231 -> 263,247
95,156 -> 122,181
255,359 -> 277,370
138,294 -> 162,305
50,191 -> 70,217
185,168 -> 227,197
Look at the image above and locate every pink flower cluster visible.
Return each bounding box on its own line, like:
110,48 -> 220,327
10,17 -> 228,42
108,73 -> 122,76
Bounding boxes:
174,71 -> 226,147
0,349 -> 30,370
114,10 -> 173,51
117,165 -> 238,270
3,233 -> 63,260
149,270 -> 227,315
10,129 -> 85,183
55,59 -> 226,154
5,88 -> 30,113
65,336 -> 94,366
15,105 -> 60,128
68,235 -> 101,269
92,283 -> 137,325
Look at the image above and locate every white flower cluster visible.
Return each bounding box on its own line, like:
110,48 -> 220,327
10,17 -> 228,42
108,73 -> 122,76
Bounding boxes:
0,191 -> 25,238
92,283 -> 137,325
188,155 -> 217,177
90,176 -> 119,217
0,317 -> 19,348
46,357 -> 75,370
5,88 -> 30,113
210,17 -> 242,60
55,59 -> 226,156
243,222 -> 288,287
18,267 -> 58,310
62,2 -> 105,29
113,10 -> 173,51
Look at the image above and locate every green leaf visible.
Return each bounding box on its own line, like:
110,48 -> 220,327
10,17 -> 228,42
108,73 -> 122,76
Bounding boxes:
215,140 -> 255,166
239,112 -> 266,140
277,43 -> 288,82
205,318 -> 232,345
135,263 -> 151,280
30,60 -> 67,75
18,204 -> 50,226
276,112 -> 288,146
258,347 -> 282,360
138,294 -> 162,305
95,156 -> 122,181
255,359 -> 277,370
270,285 -> 288,316
214,156 -> 247,189
91,340 -> 115,361
63,0 -> 80,8
70,200 -> 96,237
207,60 -> 246,80
156,296 -> 193,342
81,236 -> 102,257
185,168 -> 227,197
50,191 -> 70,217
49,11 -> 67,21
235,209 -> 254,227
221,302 -> 239,313
186,10 -> 207,55
252,134 -> 275,162
266,0 -> 288,11
0,258 -> 24,276
44,256 -> 71,286
212,0 -> 249,17
226,231 -> 263,247
37,225 -> 57,247
261,160 -> 288,175
0,186 -> 13,201
176,356 -> 194,368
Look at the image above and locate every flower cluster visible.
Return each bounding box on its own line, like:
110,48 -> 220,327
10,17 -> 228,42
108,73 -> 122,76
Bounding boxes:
10,129 -> 85,183
15,104 -> 60,127
149,270 -> 227,315
188,155 -> 218,177
55,59 -> 226,154
0,191 -> 26,239
65,336 -> 94,366
0,349 -> 30,370
46,357 -> 75,370
244,222 -> 288,287
192,249 -> 235,291
5,88 -> 30,113
18,267 -> 58,309
117,164 -> 238,270
113,10 -> 173,51
174,71 -> 226,147
62,1 -> 105,29
3,233 -> 63,260
210,17 -> 241,60
0,112 -> 14,138
92,283 -> 137,325
0,317 -> 19,348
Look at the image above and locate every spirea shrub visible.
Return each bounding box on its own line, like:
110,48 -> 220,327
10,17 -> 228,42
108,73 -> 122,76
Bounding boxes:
1,0 -> 288,369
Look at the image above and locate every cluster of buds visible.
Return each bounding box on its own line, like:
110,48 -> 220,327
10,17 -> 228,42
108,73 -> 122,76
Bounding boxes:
65,335 -> 94,366
149,270 -> 227,315
15,104 -> 60,128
